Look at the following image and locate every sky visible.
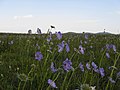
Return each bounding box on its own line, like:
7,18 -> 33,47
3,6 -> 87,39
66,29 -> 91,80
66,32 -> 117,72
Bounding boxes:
0,0 -> 120,34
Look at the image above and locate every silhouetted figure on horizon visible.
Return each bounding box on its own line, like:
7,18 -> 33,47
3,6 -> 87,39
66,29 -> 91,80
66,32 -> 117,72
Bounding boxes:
104,29 -> 106,33
28,29 -> 32,34
51,25 -> 55,29
37,28 -> 41,34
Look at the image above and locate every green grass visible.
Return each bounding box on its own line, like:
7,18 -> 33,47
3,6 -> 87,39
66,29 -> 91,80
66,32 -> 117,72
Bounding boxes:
0,32 -> 120,90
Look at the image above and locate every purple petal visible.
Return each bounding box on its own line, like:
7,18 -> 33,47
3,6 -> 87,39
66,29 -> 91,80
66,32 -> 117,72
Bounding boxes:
35,51 -> 43,61
108,77 -> 116,83
117,71 -> 120,77
63,58 -> 72,72
99,68 -> 105,77
106,52 -> 110,59
112,45 -> 116,52
57,41 -> 65,52
56,31 -> 62,40
79,45 -> 84,54
92,62 -> 98,69
86,63 -> 91,70
48,79 -> 57,88
65,43 -> 70,53
50,62 -> 57,73
79,63 -> 84,72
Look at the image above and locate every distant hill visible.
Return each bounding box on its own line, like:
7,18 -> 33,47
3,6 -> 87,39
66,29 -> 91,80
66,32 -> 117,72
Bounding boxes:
96,31 -> 112,34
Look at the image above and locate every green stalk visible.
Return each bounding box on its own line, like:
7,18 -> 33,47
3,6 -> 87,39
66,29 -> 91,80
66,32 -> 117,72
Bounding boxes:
22,67 -> 34,90
99,49 -> 106,67
38,53 -> 49,90
61,72 -> 68,90
83,71 -> 88,84
18,81 -> 21,90
66,67 -> 77,89
105,53 -> 120,90
22,81 -> 27,90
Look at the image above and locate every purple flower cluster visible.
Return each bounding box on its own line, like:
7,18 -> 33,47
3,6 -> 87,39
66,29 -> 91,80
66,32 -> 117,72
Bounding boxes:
56,31 -> 62,40
92,62 -> 105,77
57,41 -> 70,53
78,62 -> 105,77
35,51 -> 43,61
63,58 -> 72,72
106,44 -> 116,52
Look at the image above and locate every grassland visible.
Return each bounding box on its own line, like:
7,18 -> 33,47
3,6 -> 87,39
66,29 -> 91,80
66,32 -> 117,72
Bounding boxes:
0,32 -> 120,90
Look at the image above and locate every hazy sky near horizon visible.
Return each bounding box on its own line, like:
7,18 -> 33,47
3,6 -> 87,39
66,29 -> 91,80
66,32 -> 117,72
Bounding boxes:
0,0 -> 120,34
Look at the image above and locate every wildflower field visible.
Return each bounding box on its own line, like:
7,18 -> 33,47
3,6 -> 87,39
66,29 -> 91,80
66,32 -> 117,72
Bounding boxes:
0,32 -> 120,90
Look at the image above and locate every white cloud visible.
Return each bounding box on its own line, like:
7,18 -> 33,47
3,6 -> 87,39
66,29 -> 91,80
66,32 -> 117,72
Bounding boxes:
14,15 -> 33,19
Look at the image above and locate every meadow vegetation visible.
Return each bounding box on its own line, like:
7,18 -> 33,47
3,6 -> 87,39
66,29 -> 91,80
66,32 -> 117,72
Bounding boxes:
0,32 -> 120,90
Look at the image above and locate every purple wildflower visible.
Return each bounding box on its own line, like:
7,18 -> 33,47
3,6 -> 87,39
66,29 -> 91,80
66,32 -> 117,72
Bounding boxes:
86,63 -> 91,70
79,45 -> 84,54
47,37 -> 52,42
63,58 -> 72,72
35,51 -> 43,61
106,44 -> 112,51
85,34 -> 88,39
117,71 -> 120,78
106,52 -> 110,59
47,32 -> 52,42
108,77 -> 116,83
112,45 -> 116,52
99,68 -> 105,77
90,46 -> 93,48
92,62 -> 99,73
57,41 -> 65,52
106,44 -> 116,52
50,62 -> 57,73
92,62 -> 98,69
65,43 -> 70,53
108,66 -> 112,70
56,31 -> 62,40
84,41 -> 87,44
94,68 -> 99,73
79,63 -> 84,72
48,79 -> 57,88
109,44 -> 113,48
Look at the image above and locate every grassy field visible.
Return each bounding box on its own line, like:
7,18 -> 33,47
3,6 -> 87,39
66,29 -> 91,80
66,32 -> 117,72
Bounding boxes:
0,32 -> 120,90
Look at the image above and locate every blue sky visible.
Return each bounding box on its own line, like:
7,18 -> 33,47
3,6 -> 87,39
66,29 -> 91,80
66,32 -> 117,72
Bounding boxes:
0,0 -> 120,34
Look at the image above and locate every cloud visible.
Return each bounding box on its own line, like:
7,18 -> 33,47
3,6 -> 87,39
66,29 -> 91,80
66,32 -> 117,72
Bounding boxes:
14,15 -> 33,19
